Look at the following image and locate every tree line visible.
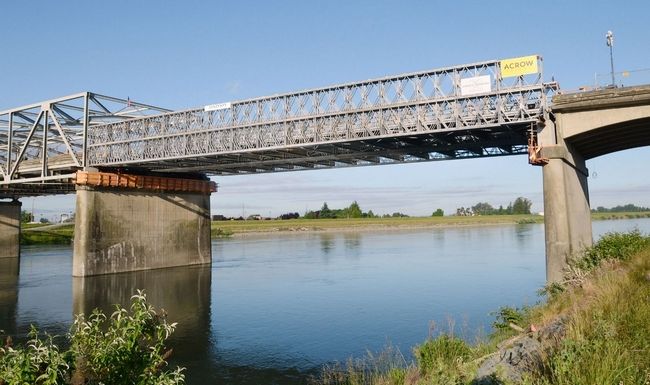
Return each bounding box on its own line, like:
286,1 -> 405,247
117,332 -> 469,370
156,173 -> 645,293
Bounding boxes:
593,204 -> 650,213
456,197 -> 533,216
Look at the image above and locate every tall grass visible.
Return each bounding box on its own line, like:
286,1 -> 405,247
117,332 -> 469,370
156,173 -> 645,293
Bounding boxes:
526,245 -> 650,385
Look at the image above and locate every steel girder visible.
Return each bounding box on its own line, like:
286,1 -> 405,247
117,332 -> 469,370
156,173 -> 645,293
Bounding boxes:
86,56 -> 555,174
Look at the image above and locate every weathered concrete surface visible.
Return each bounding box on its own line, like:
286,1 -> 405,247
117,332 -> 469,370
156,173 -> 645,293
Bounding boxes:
73,187 -> 211,276
539,118 -> 593,283
0,200 -> 21,259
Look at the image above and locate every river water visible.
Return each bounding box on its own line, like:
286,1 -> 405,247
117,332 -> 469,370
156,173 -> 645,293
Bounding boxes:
1,219 -> 649,384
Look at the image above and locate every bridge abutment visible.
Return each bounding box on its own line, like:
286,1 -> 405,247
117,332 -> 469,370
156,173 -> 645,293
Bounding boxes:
0,200 -> 21,259
72,172 -> 215,277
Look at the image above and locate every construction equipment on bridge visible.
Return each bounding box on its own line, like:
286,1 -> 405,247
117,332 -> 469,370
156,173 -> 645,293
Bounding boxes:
527,123 -> 548,166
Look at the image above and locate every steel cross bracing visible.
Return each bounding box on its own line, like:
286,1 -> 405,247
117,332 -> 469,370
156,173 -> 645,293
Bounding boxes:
86,56 -> 556,175
0,93 -> 170,196
0,56 -> 557,196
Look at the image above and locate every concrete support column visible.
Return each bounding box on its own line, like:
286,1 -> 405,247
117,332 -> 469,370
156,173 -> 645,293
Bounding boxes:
541,146 -> 593,282
73,187 -> 212,277
0,200 -> 21,259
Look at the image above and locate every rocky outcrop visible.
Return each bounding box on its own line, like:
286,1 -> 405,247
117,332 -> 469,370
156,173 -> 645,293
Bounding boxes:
473,316 -> 568,384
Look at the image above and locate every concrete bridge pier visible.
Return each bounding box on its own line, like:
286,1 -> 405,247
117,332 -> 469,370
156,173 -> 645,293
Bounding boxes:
0,200 -> 21,259
72,172 -> 215,277
540,121 -> 593,283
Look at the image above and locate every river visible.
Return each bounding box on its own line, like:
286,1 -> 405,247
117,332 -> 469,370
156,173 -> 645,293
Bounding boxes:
1,218 -> 649,384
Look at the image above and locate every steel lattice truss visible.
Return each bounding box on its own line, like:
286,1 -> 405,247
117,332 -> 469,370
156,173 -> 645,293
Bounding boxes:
0,93 -> 170,196
87,57 -> 555,175
0,56 -> 557,196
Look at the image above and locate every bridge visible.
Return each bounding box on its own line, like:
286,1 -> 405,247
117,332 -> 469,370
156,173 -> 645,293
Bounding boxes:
0,55 -> 648,281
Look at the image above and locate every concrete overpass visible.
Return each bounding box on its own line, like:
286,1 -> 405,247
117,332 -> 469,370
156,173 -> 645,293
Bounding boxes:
538,85 -> 650,282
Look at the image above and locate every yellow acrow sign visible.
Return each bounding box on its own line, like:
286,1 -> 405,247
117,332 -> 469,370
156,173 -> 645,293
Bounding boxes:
499,55 -> 538,78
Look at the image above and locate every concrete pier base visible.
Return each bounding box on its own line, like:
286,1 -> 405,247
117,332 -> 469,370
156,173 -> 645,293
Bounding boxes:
0,200 -> 21,259
541,146 -> 593,283
73,187 -> 211,277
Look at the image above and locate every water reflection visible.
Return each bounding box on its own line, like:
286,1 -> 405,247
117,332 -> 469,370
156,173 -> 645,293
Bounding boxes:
319,233 -> 334,256
72,264 -> 212,383
343,232 -> 361,258
0,258 -> 18,336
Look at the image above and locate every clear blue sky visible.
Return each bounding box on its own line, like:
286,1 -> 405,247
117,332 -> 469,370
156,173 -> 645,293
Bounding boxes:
2,0 -> 649,219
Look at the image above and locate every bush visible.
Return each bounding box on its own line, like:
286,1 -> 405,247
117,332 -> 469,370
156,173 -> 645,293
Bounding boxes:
491,306 -> 528,331
414,334 -> 472,375
572,229 -> 650,271
0,291 -> 184,385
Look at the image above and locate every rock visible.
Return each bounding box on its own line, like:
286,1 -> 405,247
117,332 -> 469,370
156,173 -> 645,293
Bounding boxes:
473,316 -> 567,384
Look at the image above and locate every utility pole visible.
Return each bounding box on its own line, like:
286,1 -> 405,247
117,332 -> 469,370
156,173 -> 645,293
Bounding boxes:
606,30 -> 615,87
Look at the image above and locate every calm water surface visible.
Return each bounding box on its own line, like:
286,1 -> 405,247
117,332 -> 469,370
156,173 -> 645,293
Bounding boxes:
1,219 -> 649,384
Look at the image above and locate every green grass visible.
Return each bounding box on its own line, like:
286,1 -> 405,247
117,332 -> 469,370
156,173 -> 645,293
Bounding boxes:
211,215 -> 544,235
591,211 -> 650,221
21,224 -> 74,245
15,211 -> 650,244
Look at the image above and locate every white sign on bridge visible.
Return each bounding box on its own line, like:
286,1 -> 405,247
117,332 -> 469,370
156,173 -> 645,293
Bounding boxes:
460,75 -> 491,96
204,102 -> 232,111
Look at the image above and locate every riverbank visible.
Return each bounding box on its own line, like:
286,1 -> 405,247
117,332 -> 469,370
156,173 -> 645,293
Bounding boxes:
21,223 -> 74,245
212,211 -> 650,237
315,230 -> 650,385
17,212 -> 650,245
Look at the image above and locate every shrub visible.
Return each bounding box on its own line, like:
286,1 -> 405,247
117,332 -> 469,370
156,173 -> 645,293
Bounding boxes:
0,291 -> 184,385
491,306 -> 528,331
572,229 -> 650,271
414,334 -> 472,375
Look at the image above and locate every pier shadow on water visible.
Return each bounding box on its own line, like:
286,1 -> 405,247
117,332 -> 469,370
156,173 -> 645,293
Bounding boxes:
0,258 -> 19,337
72,263 -> 315,385
73,264 -> 214,384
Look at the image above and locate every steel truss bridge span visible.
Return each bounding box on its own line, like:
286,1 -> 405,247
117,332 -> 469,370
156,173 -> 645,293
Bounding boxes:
0,56 -> 556,196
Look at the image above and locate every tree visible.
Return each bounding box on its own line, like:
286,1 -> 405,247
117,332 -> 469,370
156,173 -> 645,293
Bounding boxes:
21,210 -> 33,223
320,202 -> 334,219
511,197 -> 532,214
431,209 -> 444,217
279,212 -> 300,220
472,202 -> 494,216
347,201 -> 362,218
304,210 -> 319,219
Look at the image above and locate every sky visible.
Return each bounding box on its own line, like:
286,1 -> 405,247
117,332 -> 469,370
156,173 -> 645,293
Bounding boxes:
1,0 -> 650,219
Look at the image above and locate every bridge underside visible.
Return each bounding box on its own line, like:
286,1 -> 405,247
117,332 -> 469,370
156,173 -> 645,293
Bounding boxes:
0,123 -> 531,198
567,116 -> 650,160
116,124 -> 531,175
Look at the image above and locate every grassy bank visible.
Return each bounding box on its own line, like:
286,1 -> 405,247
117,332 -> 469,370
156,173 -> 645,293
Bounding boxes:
212,211 -> 650,237
211,215 -> 544,237
20,223 -> 74,245
17,211 -> 650,244
314,230 -> 650,385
